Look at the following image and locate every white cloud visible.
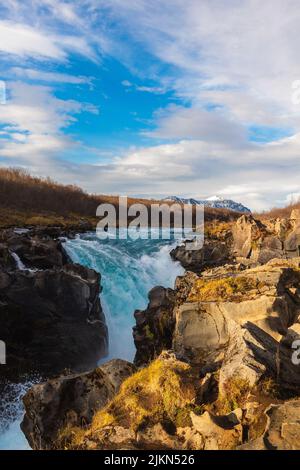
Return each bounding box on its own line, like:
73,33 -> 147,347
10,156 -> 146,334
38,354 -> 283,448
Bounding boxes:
1,1 -> 300,210
100,0 -> 300,129
121,80 -> 132,87
121,80 -> 165,94
0,19 -> 97,61
285,193 -> 300,205
10,68 -> 94,86
0,82 -> 96,162
147,105 -> 248,145
0,20 -> 65,60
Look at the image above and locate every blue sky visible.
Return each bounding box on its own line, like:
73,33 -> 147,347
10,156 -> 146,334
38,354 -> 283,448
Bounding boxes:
1,1 -> 300,210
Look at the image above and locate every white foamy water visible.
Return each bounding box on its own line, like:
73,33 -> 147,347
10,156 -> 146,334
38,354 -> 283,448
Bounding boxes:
11,252 -> 27,270
64,232 -> 184,361
0,382 -> 34,450
0,233 -> 184,449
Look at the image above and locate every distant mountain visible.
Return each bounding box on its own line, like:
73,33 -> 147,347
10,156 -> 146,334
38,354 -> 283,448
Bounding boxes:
163,195 -> 251,213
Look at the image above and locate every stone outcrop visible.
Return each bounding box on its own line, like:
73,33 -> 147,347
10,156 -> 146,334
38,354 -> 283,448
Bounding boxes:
232,214 -> 285,263
133,286 -> 176,366
21,353 -> 246,450
21,359 -> 136,450
173,261 -> 300,391
18,213 -> 300,451
0,229 -> 70,270
8,234 -> 69,269
0,228 -> 108,381
232,215 -> 265,259
232,211 -> 300,264
240,399 -> 300,450
170,239 -> 231,273
22,353 -> 243,450
172,211 -> 300,274
0,263 -> 108,379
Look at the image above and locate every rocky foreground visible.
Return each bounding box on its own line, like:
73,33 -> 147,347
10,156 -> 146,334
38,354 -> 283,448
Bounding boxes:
17,209 -> 300,450
0,228 -> 108,380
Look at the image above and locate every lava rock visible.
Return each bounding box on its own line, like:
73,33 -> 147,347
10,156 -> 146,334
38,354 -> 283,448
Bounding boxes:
0,263 -> 108,380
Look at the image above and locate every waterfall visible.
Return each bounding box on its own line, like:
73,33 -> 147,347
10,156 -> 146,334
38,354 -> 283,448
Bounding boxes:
0,233 -> 184,449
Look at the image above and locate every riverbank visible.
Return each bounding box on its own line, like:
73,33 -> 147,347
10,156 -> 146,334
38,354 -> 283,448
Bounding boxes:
0,226 -> 184,449
20,211 -> 300,451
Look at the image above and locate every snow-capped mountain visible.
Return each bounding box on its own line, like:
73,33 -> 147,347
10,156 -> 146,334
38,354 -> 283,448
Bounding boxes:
163,195 -> 251,213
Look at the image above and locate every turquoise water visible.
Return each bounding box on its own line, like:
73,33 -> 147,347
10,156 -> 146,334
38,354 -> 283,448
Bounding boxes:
0,233 -> 184,449
64,232 -> 184,361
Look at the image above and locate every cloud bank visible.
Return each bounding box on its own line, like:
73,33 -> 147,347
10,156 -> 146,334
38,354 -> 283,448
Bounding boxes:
1,0 -> 300,210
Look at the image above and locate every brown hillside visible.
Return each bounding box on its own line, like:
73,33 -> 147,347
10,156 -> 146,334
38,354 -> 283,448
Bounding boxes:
0,168 -> 240,228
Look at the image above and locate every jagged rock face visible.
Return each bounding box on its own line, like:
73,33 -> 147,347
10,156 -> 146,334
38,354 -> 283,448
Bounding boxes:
169,215 -> 287,274
0,242 -> 16,270
170,240 -> 231,273
0,229 -> 71,271
21,359 -> 136,450
232,212 -> 300,264
17,217 -> 300,451
133,273 -> 198,366
23,353 -> 245,450
284,211 -> 300,257
240,400 -> 300,450
133,286 -> 176,366
232,214 -> 284,263
0,263 -> 108,380
172,261 -> 300,391
173,302 -> 229,366
232,215 -> 264,259
7,233 -> 70,269
20,257 -> 300,451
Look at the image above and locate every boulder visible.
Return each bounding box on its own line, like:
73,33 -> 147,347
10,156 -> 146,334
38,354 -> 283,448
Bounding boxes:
232,215 -> 265,259
0,243 -> 16,270
133,273 -> 199,366
283,211 -> 300,257
170,239 -> 231,273
21,359 -> 136,450
7,234 -> 70,269
171,261 -> 300,391
188,410 -> 242,450
173,302 -> 229,365
232,215 -> 285,264
35,353 -> 203,450
0,263 -> 108,380
242,400 -> 300,450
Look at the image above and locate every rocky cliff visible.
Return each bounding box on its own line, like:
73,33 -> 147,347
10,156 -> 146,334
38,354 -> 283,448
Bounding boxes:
20,211 -> 300,450
0,228 -> 108,381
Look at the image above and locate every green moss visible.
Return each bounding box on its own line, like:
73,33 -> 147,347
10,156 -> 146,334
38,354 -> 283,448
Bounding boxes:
174,404 -> 205,428
188,276 -> 263,302
215,377 -> 250,414
258,376 -> 279,398
204,222 -> 232,240
144,324 -> 155,341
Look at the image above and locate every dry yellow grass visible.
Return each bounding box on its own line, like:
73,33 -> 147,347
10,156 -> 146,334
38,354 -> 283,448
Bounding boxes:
188,276 -> 263,302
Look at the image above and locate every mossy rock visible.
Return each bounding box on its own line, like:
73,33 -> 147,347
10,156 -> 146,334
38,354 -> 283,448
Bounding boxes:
188,276 -> 264,302
57,354 -> 199,449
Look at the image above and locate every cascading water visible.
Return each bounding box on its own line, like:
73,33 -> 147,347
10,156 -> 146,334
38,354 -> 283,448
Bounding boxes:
0,232 -> 184,449
64,232 -> 184,361
0,381 -> 36,450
